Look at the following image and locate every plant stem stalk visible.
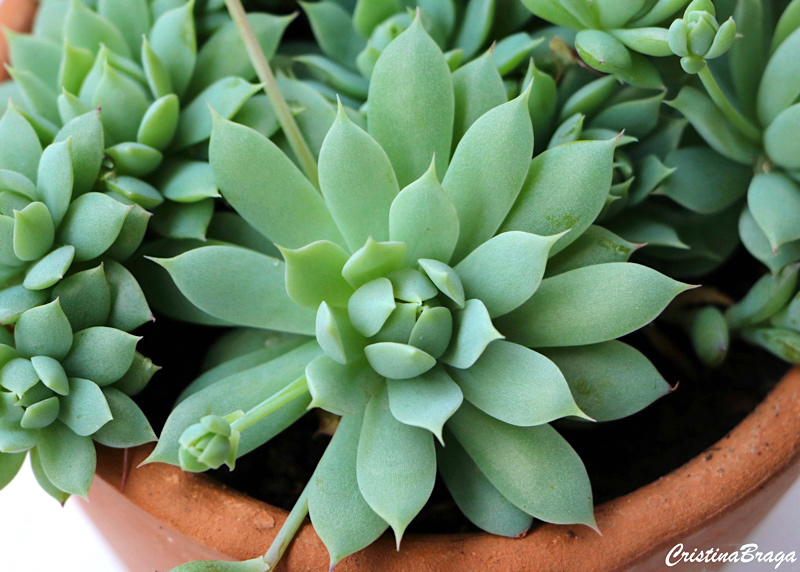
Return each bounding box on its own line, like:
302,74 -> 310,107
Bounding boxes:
698,66 -> 762,144
231,376 -> 309,433
223,0 -> 320,189
263,483 -> 311,570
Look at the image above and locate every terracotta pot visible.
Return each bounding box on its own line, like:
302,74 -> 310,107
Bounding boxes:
3,4 -> 800,571
78,367 -> 800,572
0,0 -> 37,82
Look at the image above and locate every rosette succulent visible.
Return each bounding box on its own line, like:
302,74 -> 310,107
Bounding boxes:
661,0 -> 800,366
147,16 -> 689,571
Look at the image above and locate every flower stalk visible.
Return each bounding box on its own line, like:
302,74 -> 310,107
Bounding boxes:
230,376 -> 310,433
697,66 -> 762,144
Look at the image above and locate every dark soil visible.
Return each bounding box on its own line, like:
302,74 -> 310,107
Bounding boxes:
133,245 -> 791,535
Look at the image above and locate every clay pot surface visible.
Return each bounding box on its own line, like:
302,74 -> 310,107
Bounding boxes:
83,367 -> 800,572
2,4 -> 799,571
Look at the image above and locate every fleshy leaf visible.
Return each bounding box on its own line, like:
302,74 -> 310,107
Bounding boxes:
0,107 -> 41,183
450,341 -> 583,426
545,226 -> 638,277
58,378 -> 113,436
93,388 -> 156,447
282,241 -> 353,309
454,0 -> 495,59
105,143 -> 163,178
742,328 -> 800,363
152,246 -> 315,335
58,193 -> 130,262
155,160 -> 219,204
37,139 -> 73,227
726,265 -> 799,331
348,278 -> 396,338
418,259 -> 465,307
357,385 -> 436,545
37,421 -> 96,498
306,356 -> 380,415
386,366 -> 463,443
104,259 -> 153,332
388,268 -> 438,303
319,105 -> 399,251
747,173 -> 800,251
209,114 -> 344,249
54,110 -> 104,195
52,265 -> 111,331
542,341 -> 670,421
316,303 -> 366,365
500,140 -> 615,255
92,63 -> 150,147
368,16 -> 454,187
23,241 -> 74,291
758,28 -> 800,127
448,401 -> 595,527
62,327 -> 139,386
0,286 -> 48,324
30,447 -> 69,504
408,306 -> 453,358
451,50 -> 507,146
63,0 -> 130,57
148,0 -> 196,99
13,202 -> 54,262
31,356 -> 68,396
455,231 -> 560,318
138,95 -> 180,151
739,206 -> 800,274
441,299 -> 503,369
443,91 -> 534,261
14,300 -> 73,360
365,342 -> 436,380
438,430 -> 532,537
0,451 -> 26,491
498,263 -> 690,347
165,559 -> 268,572
389,159 -> 459,265
765,103 -> 800,170
341,238 -> 407,289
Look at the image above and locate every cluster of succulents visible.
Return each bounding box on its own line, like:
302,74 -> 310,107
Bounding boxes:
2,0 -> 800,571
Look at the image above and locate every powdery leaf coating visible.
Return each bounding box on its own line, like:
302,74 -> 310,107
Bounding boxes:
747,173 -> 800,251
37,421 -> 96,498
57,377 -> 113,436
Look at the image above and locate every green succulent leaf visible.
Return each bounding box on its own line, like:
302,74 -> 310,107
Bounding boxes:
739,206 -> 800,273
37,421 -> 96,498
368,16 -> 454,187
772,0 -> 800,53
319,106 -> 399,251
560,76 -> 617,124
155,160 -> 219,204
209,114 -> 345,249
316,302 -> 366,365
92,387 -> 156,447
15,300 -> 73,360
541,341 -> 671,421
57,377 -> 112,436
306,357 -> 380,415
64,0 -> 130,57
147,341 -> 321,465
454,0 -> 495,59
386,366 -> 463,443
152,245 -> 316,335
545,226 -> 638,277
52,265 -> 111,331
92,63 -> 150,147
0,285 -> 48,323
742,328 -> 800,363
281,241 -> 353,310
388,268 -> 438,304
54,109 -> 104,196
341,238 -> 407,289
141,36 -> 173,99
726,264 -> 799,331
667,87 -> 758,165
150,198 -> 211,240
22,246 -> 74,291
455,231 -> 559,318
450,340 -> 583,426
37,139 -> 73,228
500,140 -> 615,256
30,356 -> 69,396
440,299 -> 503,369
764,103 -> 800,170
302,1 -> 365,69
97,0 -> 149,56
58,192 -> 130,262
519,0 -> 586,29
348,278 -> 396,337
444,92 -> 533,261
353,0 -> 397,38
137,95 -> 179,151
449,401 -> 595,527
357,385 -> 436,545
0,451 -> 26,491
105,143 -> 163,178
30,447 -> 69,504
13,202 -> 54,262
6,30 -> 61,90
451,50 -> 507,146
148,0 -> 196,99
498,263 -> 690,347
657,148 -> 750,214
309,410 -> 388,570
62,327 -> 139,386
190,13 -> 292,95
389,160 -> 459,265
0,107 -> 42,184
364,342 -> 436,380
373,302 -> 418,344
112,352 -> 159,397
437,430 -> 533,537
7,66 -> 60,126
690,306 -> 729,367
0,393 -> 40,452
747,173 -> 800,252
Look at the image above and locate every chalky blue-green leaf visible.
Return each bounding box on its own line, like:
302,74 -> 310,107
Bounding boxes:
37,421 -> 96,498
448,401 -> 595,527
306,357 -> 380,415
368,16 -> 454,187
63,0 -> 130,57
357,385 -> 436,546
0,451 -> 25,491
498,263 -> 689,347
319,106 -> 399,251
545,226 -> 638,277
726,265 -> 799,330
6,67 -> 60,125
440,299 -> 502,369
541,341 -> 670,421
62,327 -> 139,386
500,140 -> 615,255
52,265 -> 111,331
302,1 -> 365,69
92,63 -> 150,147
764,104 -> 800,170
58,377 -> 112,436
443,92 -> 533,261
148,1 -> 196,98
58,192 -> 130,261
209,114 -> 344,249
22,246 -> 75,291
438,430 -> 532,537
450,341 -> 582,426
758,28 -> 800,127
152,245 -> 316,334
93,388 -> 156,447
282,241 -> 353,309
454,0 -> 495,59
54,109 -> 104,196
387,366 -> 463,443
14,300 -> 73,360
450,50 -> 506,146
0,285 -> 48,323
37,139 -> 73,227
0,107 -> 42,183
309,410 -> 388,569
13,202 -> 54,262
739,206 -> 800,273
5,31 -> 61,90
748,173 -> 800,251
97,0 -> 149,57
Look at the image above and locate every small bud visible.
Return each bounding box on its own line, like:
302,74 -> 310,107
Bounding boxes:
177,412 -> 243,473
669,2 -> 735,73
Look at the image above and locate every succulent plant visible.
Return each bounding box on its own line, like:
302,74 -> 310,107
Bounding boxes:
146,15 -> 689,571
660,0 -> 800,366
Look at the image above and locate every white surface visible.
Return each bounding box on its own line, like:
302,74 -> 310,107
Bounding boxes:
0,458 -> 798,572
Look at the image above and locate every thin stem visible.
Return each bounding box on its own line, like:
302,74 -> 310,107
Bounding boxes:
223,0 -> 320,189
231,376 -> 309,433
698,66 -> 762,144
263,482 -> 311,570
